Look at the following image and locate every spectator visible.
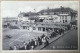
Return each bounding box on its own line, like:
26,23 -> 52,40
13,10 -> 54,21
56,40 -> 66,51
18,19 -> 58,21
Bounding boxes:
41,34 -> 45,39
55,29 -> 59,34
13,45 -> 17,50
63,29 -> 64,34
45,39 -> 49,46
23,41 -> 27,50
9,46 -> 13,50
34,38 -> 38,47
30,39 -> 35,50
51,32 -> 54,38
27,40 -> 31,50
59,29 -> 61,35
42,36 -> 46,46
16,44 -> 20,50
27,42 -> 30,50
51,32 -> 57,38
38,36 -> 42,46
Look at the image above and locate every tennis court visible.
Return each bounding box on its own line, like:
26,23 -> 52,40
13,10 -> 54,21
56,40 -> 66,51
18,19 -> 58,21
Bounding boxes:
2,29 -> 46,50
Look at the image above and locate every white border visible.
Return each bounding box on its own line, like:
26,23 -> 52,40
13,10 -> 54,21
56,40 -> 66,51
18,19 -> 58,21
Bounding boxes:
1,1 -> 79,52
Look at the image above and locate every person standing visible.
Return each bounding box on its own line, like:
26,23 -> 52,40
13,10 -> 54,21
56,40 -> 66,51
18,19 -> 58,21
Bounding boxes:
41,34 -> 45,39
34,38 -> 38,48
45,38 -> 49,46
38,36 -> 42,46
30,39 -> 35,50
16,44 -> 20,50
27,41 -> 31,50
22,41 -> 27,50
13,45 -> 17,50
42,36 -> 46,47
24,43 -> 27,50
9,46 -> 13,50
59,29 -> 61,35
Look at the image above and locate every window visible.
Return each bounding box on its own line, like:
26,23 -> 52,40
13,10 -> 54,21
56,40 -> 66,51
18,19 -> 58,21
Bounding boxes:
33,27 -> 36,30
27,27 -> 29,30
65,16 -> 67,20
23,26 -> 26,29
43,28 -> 45,31
63,20 -> 64,23
62,16 -> 64,19
60,16 -> 61,22
47,19 -> 48,20
38,27 -> 41,31
65,16 -> 67,22
65,20 -> 67,22
49,18 -> 53,20
23,26 -> 29,30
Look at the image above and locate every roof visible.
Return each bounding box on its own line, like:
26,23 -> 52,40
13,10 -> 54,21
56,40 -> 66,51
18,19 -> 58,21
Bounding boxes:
38,7 -> 74,14
58,14 -> 69,16
54,22 -> 69,25
18,6 -> 76,18
18,12 -> 39,17
21,22 -> 66,29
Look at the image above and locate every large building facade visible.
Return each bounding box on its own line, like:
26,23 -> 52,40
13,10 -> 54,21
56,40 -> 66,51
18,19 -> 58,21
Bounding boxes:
18,6 -> 77,32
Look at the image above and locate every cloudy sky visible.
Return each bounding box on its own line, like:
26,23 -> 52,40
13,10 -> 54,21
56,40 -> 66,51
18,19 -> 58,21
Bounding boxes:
1,1 -> 78,18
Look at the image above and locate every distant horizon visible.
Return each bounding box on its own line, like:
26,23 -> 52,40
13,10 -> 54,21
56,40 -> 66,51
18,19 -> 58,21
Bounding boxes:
2,15 -> 18,18
1,1 -> 78,18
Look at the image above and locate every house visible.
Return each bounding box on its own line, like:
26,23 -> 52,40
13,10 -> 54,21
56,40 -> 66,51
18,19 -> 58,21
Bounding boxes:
38,6 -> 77,24
18,12 -> 30,22
18,12 -> 39,23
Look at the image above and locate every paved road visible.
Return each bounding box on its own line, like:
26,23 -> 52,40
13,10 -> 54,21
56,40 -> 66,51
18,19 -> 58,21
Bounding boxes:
42,29 -> 78,50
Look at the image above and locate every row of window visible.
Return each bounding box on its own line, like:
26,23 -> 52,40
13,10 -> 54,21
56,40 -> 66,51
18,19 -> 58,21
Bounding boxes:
59,12 -> 70,14
23,26 -> 42,31
23,26 -> 29,30
60,16 -> 67,20
60,20 -> 67,23
39,12 -> 69,15
60,16 -> 68,23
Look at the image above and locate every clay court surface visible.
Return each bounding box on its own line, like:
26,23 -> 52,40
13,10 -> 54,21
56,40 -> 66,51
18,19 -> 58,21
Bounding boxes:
2,29 -> 46,50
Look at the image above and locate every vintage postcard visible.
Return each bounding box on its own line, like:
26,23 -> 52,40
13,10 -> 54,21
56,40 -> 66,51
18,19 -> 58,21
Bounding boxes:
1,0 -> 79,53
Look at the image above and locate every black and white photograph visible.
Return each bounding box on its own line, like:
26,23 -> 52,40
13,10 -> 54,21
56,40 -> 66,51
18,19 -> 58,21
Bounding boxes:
1,1 -> 79,50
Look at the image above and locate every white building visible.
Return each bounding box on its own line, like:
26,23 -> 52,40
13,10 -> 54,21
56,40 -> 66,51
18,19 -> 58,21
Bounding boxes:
18,12 -> 36,23
38,6 -> 77,24
58,14 -> 71,24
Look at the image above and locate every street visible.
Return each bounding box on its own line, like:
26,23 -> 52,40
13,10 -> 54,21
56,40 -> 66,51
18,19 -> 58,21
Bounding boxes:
42,29 -> 78,50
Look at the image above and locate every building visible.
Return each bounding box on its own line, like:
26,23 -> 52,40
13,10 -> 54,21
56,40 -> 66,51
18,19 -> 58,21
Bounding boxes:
38,6 -> 77,24
20,22 -> 65,33
18,12 -> 39,23
18,6 -> 77,24
18,6 -> 77,32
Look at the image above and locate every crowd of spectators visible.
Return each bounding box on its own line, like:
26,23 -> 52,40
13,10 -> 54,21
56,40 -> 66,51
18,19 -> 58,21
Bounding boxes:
9,25 -> 77,50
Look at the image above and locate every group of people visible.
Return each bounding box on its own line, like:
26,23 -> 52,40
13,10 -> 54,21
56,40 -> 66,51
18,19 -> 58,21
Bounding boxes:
50,28 -> 64,38
9,34 -> 49,50
9,27 -> 72,50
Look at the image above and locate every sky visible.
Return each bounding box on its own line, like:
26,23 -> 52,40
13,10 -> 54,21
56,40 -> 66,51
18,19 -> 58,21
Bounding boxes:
1,1 -> 79,18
